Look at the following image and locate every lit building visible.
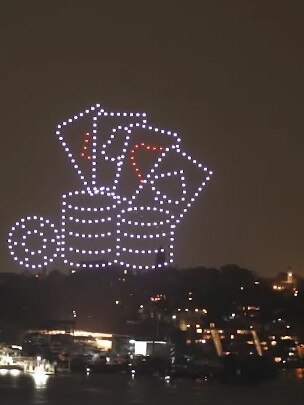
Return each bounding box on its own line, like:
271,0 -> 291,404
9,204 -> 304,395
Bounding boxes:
272,267 -> 299,295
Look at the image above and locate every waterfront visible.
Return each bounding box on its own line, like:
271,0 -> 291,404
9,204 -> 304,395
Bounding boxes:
1,371 -> 304,405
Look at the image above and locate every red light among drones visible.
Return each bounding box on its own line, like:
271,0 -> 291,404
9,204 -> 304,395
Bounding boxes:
81,132 -> 91,160
130,142 -> 163,182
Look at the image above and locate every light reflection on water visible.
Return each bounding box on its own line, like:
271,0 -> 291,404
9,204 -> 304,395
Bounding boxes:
32,371 -> 49,388
295,368 -> 304,380
0,371 -> 304,405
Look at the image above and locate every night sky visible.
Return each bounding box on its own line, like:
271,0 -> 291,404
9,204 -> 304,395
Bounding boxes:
1,1 -> 304,276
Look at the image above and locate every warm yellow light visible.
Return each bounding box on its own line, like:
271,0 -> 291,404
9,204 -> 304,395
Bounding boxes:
95,339 -> 112,351
31,329 -> 113,339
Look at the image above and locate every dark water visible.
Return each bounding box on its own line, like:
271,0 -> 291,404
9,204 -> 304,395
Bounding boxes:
1,371 -> 304,405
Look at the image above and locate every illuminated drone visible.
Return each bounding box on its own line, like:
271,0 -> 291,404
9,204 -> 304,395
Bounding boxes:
8,104 -> 213,270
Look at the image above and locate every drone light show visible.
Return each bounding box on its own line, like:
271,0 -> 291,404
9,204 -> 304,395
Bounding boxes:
7,104 -> 213,270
